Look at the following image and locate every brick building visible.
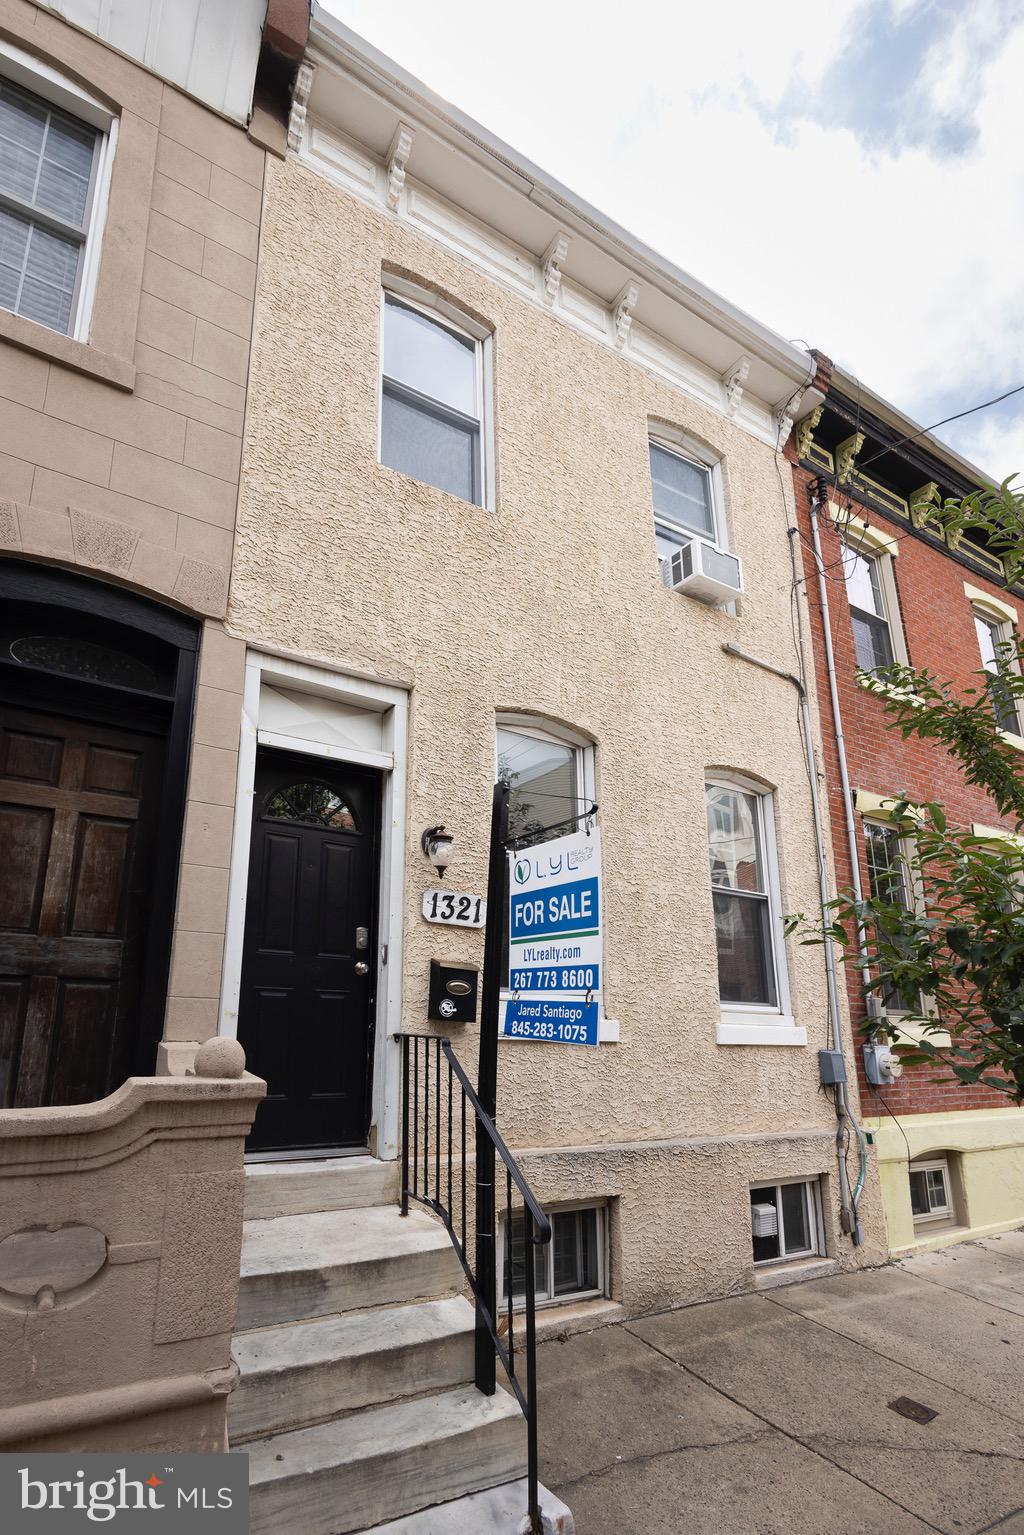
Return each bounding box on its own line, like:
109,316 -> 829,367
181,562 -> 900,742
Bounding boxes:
789,360 -> 1024,1253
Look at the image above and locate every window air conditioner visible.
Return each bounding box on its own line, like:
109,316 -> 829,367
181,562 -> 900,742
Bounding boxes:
751,1203 -> 778,1238
660,541 -> 743,605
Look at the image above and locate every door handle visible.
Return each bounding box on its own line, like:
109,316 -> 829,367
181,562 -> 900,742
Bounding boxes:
354,961 -> 369,975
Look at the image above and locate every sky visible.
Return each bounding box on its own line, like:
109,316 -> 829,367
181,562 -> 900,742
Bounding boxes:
321,0 -> 1024,480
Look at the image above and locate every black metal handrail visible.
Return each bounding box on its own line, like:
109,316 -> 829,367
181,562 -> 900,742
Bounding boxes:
400,1031 -> 551,1534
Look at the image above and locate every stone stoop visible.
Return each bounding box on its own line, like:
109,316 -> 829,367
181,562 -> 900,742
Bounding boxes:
231,1160 -> 535,1534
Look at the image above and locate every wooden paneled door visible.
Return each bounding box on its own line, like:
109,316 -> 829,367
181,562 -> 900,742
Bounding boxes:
238,751 -> 381,1153
0,705 -> 165,1107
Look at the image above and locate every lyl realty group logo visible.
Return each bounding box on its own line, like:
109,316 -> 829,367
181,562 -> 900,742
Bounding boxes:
1,1453 -> 248,1531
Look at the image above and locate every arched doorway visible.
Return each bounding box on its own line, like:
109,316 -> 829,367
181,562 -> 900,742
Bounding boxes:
0,561 -> 199,1107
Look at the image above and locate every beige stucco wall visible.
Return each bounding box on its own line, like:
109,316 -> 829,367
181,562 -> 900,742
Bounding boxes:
229,152 -> 886,1295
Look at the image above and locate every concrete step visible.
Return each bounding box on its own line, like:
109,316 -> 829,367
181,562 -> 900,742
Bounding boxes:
237,1206 -> 460,1331
230,1295 -> 475,1442
245,1156 -> 400,1220
247,1386 -> 527,1535
358,1479 -> 575,1534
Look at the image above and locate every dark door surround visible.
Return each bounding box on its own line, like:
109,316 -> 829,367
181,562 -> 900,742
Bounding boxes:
237,748 -> 382,1154
0,561 -> 199,1103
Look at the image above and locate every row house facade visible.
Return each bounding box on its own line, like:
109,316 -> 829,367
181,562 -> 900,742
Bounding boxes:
789,366 -> 1024,1255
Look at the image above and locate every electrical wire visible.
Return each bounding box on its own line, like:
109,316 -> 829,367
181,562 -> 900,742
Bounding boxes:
872,1086 -> 913,1166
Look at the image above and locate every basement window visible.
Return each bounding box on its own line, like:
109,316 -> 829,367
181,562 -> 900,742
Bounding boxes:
909,1157 -> 952,1225
750,1180 -> 822,1266
500,1203 -> 605,1308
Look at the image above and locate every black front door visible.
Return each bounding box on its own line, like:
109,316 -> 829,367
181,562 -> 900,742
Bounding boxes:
238,750 -> 380,1152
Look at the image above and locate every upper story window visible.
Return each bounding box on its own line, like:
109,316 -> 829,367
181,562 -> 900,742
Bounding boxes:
649,439 -> 720,558
706,779 -> 785,1013
843,544 -> 896,672
379,287 -> 491,507
863,818 -> 920,1016
973,607 -> 1021,736
0,75 -> 104,336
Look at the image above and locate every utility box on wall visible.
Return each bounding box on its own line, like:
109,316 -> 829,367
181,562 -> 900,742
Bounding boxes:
428,961 -> 479,1024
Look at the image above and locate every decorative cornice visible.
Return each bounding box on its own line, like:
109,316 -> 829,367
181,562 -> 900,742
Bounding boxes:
612,281 -> 640,349
721,356 -> 751,419
795,405 -> 823,461
287,59 -> 316,153
386,121 -> 414,211
541,232 -> 570,306
908,481 -> 939,528
835,432 -> 865,483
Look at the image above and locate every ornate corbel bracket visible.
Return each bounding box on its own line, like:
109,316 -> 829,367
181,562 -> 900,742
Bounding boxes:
541,233 -> 570,306
287,60 -> 316,153
908,482 -> 940,529
612,282 -> 640,348
795,405 -> 823,461
721,357 -> 751,419
835,432 -> 865,484
386,123 -> 415,212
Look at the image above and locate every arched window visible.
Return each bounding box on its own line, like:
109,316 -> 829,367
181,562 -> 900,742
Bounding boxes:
705,774 -> 794,1041
264,782 -> 358,831
495,715 -> 596,986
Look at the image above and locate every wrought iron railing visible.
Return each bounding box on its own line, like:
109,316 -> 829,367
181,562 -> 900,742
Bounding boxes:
400,1031 -> 551,1535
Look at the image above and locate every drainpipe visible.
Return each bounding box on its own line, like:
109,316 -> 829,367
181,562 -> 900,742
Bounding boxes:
721,639 -> 862,1242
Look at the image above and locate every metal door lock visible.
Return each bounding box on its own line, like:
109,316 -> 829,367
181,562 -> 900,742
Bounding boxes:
354,961 -> 369,975
355,926 -> 369,950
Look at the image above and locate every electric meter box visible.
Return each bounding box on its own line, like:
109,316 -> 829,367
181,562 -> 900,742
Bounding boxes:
428,960 -> 479,1024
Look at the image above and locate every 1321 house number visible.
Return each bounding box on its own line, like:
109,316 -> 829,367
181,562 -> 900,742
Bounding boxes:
422,890 -> 486,927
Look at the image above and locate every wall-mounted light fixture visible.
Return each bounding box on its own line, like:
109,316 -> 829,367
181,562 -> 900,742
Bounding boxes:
422,824 -> 454,877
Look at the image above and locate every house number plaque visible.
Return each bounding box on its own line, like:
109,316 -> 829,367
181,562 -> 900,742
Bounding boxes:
421,890 -> 486,928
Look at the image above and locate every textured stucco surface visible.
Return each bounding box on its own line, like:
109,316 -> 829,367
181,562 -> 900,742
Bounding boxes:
229,154 -> 885,1291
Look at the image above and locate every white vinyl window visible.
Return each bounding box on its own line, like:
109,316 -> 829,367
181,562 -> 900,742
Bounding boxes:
750,1179 -> 822,1266
496,718 -> 595,989
973,608 -> 1021,737
706,779 -> 790,1027
379,286 -> 491,507
649,438 -> 723,559
843,543 -> 899,673
500,1203 -> 605,1308
0,66 -> 108,338
863,819 -> 921,1016
909,1157 -> 952,1225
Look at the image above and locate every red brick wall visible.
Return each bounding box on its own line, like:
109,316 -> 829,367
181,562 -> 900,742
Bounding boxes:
789,450 -> 1019,1117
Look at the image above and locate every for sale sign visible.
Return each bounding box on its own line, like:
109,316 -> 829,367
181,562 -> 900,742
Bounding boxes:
502,825 -> 602,1047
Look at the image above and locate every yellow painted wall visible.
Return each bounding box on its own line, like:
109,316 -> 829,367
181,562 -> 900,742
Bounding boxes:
866,1107 -> 1024,1254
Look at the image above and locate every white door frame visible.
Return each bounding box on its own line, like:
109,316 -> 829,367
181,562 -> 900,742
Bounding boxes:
218,651 -> 408,1160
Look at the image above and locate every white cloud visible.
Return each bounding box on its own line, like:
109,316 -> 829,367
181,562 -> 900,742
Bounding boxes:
320,0 -> 1024,477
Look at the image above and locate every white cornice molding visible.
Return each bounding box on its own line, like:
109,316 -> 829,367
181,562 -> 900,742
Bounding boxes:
298,12 -> 821,449
287,59 -> 315,153
541,232 -> 570,307
385,121 -> 414,212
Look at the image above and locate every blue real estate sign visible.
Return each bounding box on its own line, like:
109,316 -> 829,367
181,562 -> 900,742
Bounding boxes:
502,825 -> 602,1047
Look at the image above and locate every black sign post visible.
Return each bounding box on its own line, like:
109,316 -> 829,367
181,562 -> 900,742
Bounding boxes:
474,779 -> 509,1394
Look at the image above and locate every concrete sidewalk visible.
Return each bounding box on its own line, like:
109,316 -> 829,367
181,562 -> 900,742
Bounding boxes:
538,1231 -> 1024,1535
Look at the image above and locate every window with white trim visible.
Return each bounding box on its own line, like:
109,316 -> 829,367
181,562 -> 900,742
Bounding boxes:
843,542 -> 899,673
973,608 -> 1021,736
909,1157 -> 953,1225
379,287 -> 490,506
497,718 -> 595,985
750,1179 -> 822,1266
649,437 -> 723,560
500,1203 -> 605,1308
706,779 -> 788,1015
863,819 -> 921,1015
0,72 -> 105,337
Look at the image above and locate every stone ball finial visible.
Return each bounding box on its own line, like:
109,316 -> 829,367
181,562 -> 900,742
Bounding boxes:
194,1036 -> 246,1080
